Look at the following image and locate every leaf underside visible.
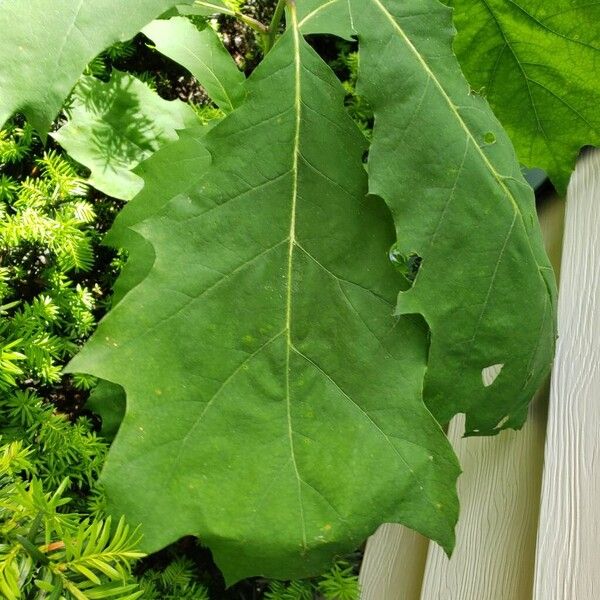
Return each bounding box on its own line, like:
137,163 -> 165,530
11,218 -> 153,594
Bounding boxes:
69,18 -> 459,583
445,0 -> 600,193
0,0 -> 192,136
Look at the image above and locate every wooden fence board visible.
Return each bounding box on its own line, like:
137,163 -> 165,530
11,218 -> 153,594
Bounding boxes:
359,525 -> 428,600
420,395 -> 548,600
534,149 -> 600,599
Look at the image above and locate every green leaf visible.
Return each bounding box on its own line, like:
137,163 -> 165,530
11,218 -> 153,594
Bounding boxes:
349,0 -> 556,434
164,3 -> 227,18
69,15 -> 459,582
0,0 -> 193,136
444,0 -> 600,193
182,1 -> 229,16
294,0 -> 354,40
51,71 -> 197,200
142,17 -> 246,112
107,121 -> 213,303
164,1 -> 241,19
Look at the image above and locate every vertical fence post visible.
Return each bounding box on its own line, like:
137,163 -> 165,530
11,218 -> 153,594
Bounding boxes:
534,149 -> 600,599
359,525 -> 428,600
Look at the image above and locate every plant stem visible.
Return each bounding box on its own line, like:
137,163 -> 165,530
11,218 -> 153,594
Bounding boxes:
194,1 -> 269,37
266,0 -> 289,53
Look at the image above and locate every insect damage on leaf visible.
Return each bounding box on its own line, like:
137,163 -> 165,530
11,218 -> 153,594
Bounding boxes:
481,363 -> 504,387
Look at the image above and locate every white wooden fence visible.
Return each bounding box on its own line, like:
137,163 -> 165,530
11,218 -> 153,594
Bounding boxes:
359,150 -> 599,599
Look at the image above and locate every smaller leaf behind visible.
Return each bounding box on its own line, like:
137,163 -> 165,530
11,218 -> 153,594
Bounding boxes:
294,0 -> 355,40
142,17 -> 246,113
446,0 -> 600,193
164,2 -> 228,18
52,71 -> 197,200
0,0 -> 193,136
87,380 -> 126,441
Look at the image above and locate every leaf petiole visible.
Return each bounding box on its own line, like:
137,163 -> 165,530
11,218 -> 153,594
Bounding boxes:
266,0 -> 289,53
193,1 -> 270,41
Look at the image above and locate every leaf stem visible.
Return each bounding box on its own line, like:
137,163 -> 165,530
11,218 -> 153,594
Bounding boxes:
193,1 -> 269,38
267,0 -> 289,52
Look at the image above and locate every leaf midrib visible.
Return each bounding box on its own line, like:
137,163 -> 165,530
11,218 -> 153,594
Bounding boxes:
286,6 -> 307,551
369,0 -> 523,214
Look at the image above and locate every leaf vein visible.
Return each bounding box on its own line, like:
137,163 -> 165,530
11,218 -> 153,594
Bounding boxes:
290,346 -> 440,511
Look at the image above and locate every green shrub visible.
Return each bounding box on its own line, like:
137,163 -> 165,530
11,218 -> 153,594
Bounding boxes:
0,441 -> 144,600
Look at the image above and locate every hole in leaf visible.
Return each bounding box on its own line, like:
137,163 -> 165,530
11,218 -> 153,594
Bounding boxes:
481,363 -> 504,387
389,245 -> 422,285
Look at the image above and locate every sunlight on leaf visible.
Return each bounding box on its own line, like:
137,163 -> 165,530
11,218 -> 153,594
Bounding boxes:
52,72 -> 197,200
